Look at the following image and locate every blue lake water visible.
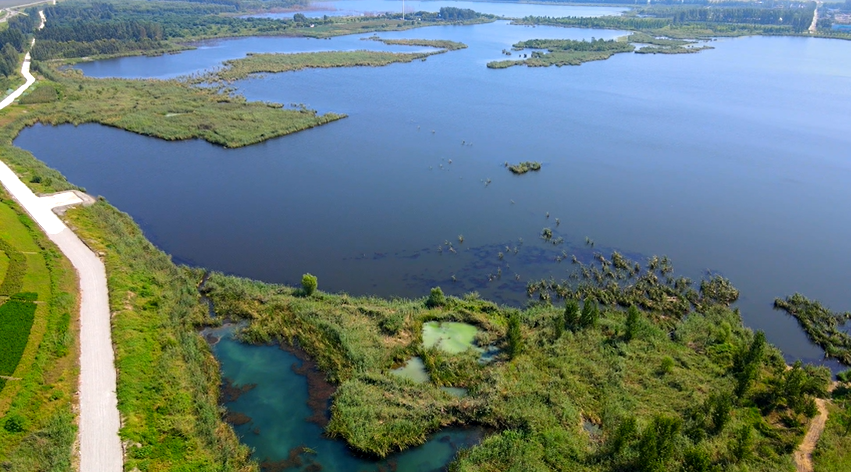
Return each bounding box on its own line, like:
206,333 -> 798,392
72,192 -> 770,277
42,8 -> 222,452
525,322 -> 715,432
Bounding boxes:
246,0 -> 625,19
15,14 -> 851,375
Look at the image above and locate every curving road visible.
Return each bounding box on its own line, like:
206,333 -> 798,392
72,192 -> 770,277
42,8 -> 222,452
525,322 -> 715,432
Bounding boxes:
0,11 -> 123,472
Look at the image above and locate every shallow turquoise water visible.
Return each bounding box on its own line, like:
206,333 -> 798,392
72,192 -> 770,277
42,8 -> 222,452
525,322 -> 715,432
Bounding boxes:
212,328 -> 483,471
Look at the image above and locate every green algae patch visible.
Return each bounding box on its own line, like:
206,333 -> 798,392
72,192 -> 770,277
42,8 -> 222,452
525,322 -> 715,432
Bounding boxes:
422,321 -> 480,354
390,356 -> 429,384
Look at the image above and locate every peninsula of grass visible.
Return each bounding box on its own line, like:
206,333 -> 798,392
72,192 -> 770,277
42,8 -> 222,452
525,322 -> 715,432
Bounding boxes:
0,194 -> 78,472
507,161 -> 541,174
212,50 -> 447,81
362,36 -> 468,51
15,64 -> 346,149
487,38 -> 635,69
774,294 -> 851,366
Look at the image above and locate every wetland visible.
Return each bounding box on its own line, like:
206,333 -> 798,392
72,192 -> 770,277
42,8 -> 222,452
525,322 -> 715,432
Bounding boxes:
6,1 -> 851,470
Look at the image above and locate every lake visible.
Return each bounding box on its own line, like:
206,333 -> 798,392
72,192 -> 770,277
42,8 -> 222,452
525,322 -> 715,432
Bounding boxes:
12,7 -> 851,468
245,0 -> 626,19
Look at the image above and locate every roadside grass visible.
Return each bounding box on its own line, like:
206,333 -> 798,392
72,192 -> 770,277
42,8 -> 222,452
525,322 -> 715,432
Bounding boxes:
0,192 -> 78,472
63,201 -> 256,472
813,396 -> 851,472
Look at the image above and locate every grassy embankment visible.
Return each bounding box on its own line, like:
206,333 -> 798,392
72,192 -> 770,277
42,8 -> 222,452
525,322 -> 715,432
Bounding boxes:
0,191 -> 78,471
202,250 -> 831,470
59,201 -> 257,472
813,396 -> 851,472
209,46 -> 464,82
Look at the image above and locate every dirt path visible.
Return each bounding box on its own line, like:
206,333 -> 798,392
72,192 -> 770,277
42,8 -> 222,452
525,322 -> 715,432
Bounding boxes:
795,398 -> 829,472
0,12 -> 123,471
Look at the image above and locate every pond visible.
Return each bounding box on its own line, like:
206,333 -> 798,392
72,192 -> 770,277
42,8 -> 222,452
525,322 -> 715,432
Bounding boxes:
211,326 -> 484,471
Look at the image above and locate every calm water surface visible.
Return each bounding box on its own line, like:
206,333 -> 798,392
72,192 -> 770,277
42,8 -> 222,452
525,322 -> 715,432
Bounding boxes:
246,0 -> 625,19
17,22 -> 851,366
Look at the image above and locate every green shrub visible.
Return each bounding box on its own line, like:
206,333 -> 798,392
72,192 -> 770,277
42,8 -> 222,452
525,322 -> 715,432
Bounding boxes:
660,356 -> 675,375
29,175 -> 42,183
625,305 -> 640,341
301,273 -> 318,296
4,414 -> 26,433
564,299 -> 580,331
426,287 -> 445,308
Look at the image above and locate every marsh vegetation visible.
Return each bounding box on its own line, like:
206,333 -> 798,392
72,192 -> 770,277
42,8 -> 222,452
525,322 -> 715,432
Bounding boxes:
507,161 -> 541,174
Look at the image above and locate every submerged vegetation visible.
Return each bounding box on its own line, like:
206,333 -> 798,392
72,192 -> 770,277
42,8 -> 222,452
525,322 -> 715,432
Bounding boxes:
507,161 -> 541,174
774,294 -> 851,366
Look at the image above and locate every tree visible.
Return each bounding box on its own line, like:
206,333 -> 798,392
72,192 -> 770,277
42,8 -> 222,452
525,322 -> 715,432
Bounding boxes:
734,331 -> 766,398
564,299 -> 580,332
636,415 -> 681,472
729,424 -> 753,463
507,311 -> 523,359
426,287 -> 446,307
682,446 -> 712,472
553,312 -> 564,340
625,305 -> 640,341
580,300 -> 599,329
301,273 -> 317,296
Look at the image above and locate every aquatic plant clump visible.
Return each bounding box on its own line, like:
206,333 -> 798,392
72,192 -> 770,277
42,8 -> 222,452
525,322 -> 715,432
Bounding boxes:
774,294 -> 851,365
507,161 -> 542,174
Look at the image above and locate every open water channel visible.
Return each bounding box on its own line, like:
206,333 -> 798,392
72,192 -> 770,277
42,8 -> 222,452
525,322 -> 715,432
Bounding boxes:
12,1 -> 851,469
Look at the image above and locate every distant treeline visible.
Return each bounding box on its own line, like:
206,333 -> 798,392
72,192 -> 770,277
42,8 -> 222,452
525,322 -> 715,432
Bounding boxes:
29,1 -> 490,60
31,0 -> 305,60
518,3 -> 817,35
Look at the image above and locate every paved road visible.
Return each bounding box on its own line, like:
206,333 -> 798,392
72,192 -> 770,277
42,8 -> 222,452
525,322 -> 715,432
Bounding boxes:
0,12 -> 123,472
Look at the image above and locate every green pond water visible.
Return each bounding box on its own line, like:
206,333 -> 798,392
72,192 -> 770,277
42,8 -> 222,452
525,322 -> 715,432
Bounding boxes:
390,356 -> 431,384
422,321 -> 480,354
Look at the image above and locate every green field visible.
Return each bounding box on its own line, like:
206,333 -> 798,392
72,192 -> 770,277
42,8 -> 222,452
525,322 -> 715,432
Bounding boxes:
0,193 -> 78,472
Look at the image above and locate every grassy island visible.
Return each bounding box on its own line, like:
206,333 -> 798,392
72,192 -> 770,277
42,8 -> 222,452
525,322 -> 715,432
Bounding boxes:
362,36 -> 468,51
213,49 -> 451,81
488,38 -> 634,69
507,161 -> 541,174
